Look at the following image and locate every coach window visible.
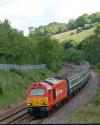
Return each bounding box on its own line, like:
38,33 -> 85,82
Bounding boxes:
82,73 -> 86,78
71,79 -> 75,85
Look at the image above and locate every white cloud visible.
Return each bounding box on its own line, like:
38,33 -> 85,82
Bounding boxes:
0,0 -> 100,36
51,0 -> 100,22
0,0 -> 44,19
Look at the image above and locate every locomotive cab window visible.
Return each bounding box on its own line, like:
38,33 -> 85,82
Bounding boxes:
30,88 -> 44,96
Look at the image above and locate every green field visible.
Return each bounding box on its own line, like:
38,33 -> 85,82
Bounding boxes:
0,69 -> 55,109
52,28 -> 94,44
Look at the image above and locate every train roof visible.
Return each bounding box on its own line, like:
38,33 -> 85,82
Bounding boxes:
30,78 -> 64,89
55,61 -> 90,81
42,78 -> 64,86
30,81 -> 52,90
29,61 -> 90,89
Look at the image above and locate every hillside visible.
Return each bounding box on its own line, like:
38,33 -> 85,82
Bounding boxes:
32,12 -> 100,36
52,28 -> 94,44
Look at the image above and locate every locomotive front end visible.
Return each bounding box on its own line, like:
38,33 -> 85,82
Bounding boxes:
27,83 -> 49,113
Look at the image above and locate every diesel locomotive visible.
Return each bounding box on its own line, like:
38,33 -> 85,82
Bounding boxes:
26,61 -> 90,116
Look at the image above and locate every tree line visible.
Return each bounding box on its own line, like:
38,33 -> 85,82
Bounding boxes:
0,19 -> 62,71
0,18 -> 100,72
29,12 -> 100,36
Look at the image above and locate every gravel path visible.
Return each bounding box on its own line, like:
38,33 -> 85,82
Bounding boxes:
40,71 -> 99,124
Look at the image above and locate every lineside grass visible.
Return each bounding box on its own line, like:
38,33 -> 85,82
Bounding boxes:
66,106 -> 100,123
0,69 -> 55,109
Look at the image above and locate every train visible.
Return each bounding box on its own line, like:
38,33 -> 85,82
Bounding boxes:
26,61 -> 90,116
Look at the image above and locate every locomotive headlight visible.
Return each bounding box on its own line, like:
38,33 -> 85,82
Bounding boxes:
43,102 -> 45,105
28,103 -> 32,106
43,102 -> 48,105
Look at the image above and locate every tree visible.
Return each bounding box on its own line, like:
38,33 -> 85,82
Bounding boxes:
81,24 -> 100,64
35,36 -> 63,71
61,39 -> 74,49
34,22 -> 67,36
0,19 -> 37,64
89,12 -> 100,23
62,48 -> 86,64
67,19 -> 77,30
35,25 -> 46,35
76,13 -> 90,27
28,26 -> 35,36
94,23 -> 100,35
0,19 -> 12,63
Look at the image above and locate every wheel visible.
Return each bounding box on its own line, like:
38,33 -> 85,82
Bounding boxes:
27,108 -> 33,115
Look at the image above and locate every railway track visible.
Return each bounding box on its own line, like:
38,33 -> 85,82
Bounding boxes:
28,75 -> 91,124
0,104 -> 28,124
0,64 -> 92,124
0,76 -> 91,124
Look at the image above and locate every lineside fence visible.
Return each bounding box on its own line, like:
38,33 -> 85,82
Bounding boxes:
0,64 -> 47,71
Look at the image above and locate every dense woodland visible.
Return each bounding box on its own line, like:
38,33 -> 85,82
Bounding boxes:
0,12 -> 100,72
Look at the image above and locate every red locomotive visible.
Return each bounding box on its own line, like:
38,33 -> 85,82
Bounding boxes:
27,78 -> 68,114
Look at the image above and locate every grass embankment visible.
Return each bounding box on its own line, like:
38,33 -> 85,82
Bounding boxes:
52,28 -> 94,44
65,69 -> 100,123
0,69 -> 55,109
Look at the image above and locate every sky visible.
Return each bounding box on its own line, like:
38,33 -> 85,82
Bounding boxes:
0,0 -> 100,36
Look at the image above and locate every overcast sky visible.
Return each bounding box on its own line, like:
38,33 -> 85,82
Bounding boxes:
0,0 -> 100,36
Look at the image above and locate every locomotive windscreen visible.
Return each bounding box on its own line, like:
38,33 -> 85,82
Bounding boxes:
30,88 -> 44,96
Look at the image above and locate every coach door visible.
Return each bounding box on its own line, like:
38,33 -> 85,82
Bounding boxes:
53,89 -> 56,100
48,89 -> 53,102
